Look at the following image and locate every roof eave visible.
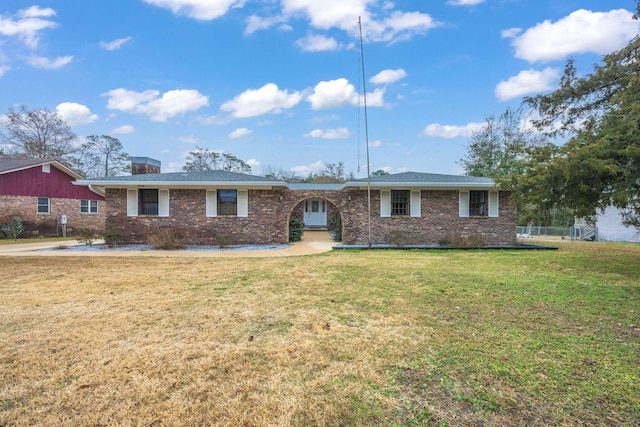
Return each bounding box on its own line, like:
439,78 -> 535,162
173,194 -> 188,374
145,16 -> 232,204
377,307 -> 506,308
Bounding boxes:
1,160 -> 83,179
74,179 -> 288,189
343,181 -> 495,190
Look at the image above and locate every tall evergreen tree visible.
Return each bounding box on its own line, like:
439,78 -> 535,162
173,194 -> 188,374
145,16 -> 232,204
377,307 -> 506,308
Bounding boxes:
522,34 -> 640,227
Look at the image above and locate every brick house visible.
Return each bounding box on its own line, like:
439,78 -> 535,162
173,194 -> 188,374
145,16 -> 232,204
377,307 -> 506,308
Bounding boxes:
0,159 -> 105,236
74,157 -> 516,246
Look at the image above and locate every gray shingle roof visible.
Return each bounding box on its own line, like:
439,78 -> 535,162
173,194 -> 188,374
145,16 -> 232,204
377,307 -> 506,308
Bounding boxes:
350,171 -> 493,184
0,158 -> 83,179
76,169 -> 287,186
0,158 -> 54,174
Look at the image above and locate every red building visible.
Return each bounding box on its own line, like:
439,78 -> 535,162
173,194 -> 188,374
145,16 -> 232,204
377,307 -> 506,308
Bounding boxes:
0,159 -> 105,236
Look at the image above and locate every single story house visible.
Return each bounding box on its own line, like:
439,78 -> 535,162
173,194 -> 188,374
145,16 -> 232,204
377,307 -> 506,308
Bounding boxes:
74,157 -> 517,246
0,158 -> 105,236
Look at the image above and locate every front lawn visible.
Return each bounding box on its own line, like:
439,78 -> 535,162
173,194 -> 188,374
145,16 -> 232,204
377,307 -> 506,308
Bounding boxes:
0,242 -> 638,426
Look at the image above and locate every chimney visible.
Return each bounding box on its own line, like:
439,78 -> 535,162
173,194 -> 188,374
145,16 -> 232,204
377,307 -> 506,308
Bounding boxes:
131,157 -> 161,175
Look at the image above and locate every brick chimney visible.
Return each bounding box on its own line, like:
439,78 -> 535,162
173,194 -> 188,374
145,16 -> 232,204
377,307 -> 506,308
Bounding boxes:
131,157 -> 161,175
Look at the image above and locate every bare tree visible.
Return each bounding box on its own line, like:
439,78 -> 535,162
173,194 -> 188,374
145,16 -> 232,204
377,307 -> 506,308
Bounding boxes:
79,135 -> 130,177
0,105 -> 76,160
183,146 -> 251,173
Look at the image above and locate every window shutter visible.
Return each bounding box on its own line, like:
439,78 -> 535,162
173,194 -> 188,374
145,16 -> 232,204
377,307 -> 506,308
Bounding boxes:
237,190 -> 248,217
488,191 -> 499,217
127,189 -> 138,217
380,190 -> 391,217
206,190 -> 217,217
158,189 -> 170,217
459,191 -> 469,218
410,190 -> 421,217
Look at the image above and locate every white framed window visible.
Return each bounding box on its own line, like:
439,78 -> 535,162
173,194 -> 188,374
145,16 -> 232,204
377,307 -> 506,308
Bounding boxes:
459,191 -> 499,217
37,197 -> 50,214
126,189 -> 169,217
206,189 -> 248,218
380,190 -> 421,218
80,199 -> 99,214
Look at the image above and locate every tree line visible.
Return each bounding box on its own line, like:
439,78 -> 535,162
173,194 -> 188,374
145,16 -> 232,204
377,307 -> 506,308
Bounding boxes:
459,5 -> 640,228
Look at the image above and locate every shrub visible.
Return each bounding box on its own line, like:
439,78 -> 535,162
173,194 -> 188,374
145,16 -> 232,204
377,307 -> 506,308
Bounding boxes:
440,233 -> 485,247
77,228 -> 98,246
289,217 -> 304,242
214,233 -> 235,248
147,229 -> 186,250
328,212 -> 342,241
98,226 -> 122,247
1,216 -> 24,240
387,230 -> 411,247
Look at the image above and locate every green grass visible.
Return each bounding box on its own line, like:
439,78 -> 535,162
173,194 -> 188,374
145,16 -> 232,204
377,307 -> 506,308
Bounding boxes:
0,236 -> 75,245
0,242 -> 638,426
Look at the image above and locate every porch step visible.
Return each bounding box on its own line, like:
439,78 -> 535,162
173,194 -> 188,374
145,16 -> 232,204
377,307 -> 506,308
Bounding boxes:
304,226 -> 328,231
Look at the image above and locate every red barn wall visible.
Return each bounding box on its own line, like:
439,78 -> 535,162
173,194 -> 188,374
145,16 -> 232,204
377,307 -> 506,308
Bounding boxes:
0,165 -> 103,200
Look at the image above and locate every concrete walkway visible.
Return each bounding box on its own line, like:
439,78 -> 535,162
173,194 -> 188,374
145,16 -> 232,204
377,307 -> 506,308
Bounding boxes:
0,230 -> 336,258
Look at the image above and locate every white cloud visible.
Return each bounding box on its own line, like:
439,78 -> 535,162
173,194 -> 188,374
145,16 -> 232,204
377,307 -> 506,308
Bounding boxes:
111,125 -> 135,134
279,0 -> 440,43
56,102 -> 98,126
305,127 -> 350,139
244,15 -> 288,35
220,83 -> 302,118
103,88 -> 209,122
446,0 -> 485,6
501,27 -> 521,39
370,68 -> 407,85
229,127 -> 252,139
495,67 -> 560,101
99,37 -> 133,51
0,6 -> 58,48
143,0 -> 246,21
247,158 -> 260,167
0,65 -> 10,77
307,78 -> 385,110
422,122 -> 485,138
25,55 -> 73,69
295,34 -> 340,52
290,160 -> 324,175
368,139 -> 381,147
510,9 -> 640,63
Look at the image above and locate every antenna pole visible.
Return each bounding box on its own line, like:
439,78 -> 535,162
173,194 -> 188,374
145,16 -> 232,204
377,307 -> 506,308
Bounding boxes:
358,17 -> 372,247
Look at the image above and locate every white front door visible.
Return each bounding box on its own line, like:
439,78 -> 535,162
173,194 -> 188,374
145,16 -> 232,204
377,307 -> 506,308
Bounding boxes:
304,199 -> 327,227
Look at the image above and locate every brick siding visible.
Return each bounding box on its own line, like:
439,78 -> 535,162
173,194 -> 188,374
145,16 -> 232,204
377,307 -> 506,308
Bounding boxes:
104,188 -> 516,246
0,195 -> 106,236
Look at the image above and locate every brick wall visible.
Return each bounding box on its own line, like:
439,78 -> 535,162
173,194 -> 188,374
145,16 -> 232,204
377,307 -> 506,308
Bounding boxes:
0,195 -> 106,236
342,190 -> 517,246
104,188 -> 517,246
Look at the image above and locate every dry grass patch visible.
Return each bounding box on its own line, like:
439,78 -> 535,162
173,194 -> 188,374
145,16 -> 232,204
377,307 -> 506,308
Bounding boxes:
1,243 -> 639,426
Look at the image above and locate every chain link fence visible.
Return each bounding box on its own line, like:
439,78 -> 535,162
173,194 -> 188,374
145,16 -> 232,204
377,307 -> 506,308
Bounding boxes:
517,226 -> 597,241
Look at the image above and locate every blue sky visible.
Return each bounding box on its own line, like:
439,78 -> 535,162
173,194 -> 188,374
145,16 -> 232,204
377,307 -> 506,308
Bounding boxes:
1,1 -> 639,177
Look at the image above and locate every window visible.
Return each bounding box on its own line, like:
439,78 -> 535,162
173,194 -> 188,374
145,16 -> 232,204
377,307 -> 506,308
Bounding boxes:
391,190 -> 410,216
469,191 -> 488,216
81,200 -> 98,214
459,191 -> 498,218
140,189 -> 159,215
37,197 -> 50,214
217,190 -> 238,216
380,190 -> 421,218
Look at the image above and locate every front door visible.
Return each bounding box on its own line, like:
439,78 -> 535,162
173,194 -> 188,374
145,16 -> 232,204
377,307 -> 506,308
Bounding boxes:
304,199 -> 327,227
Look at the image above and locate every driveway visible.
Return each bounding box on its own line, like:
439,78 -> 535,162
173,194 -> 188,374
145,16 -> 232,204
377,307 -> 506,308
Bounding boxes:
0,230 -> 336,258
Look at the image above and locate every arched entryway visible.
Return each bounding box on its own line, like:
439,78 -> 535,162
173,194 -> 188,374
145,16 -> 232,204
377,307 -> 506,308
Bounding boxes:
286,192 -> 347,243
